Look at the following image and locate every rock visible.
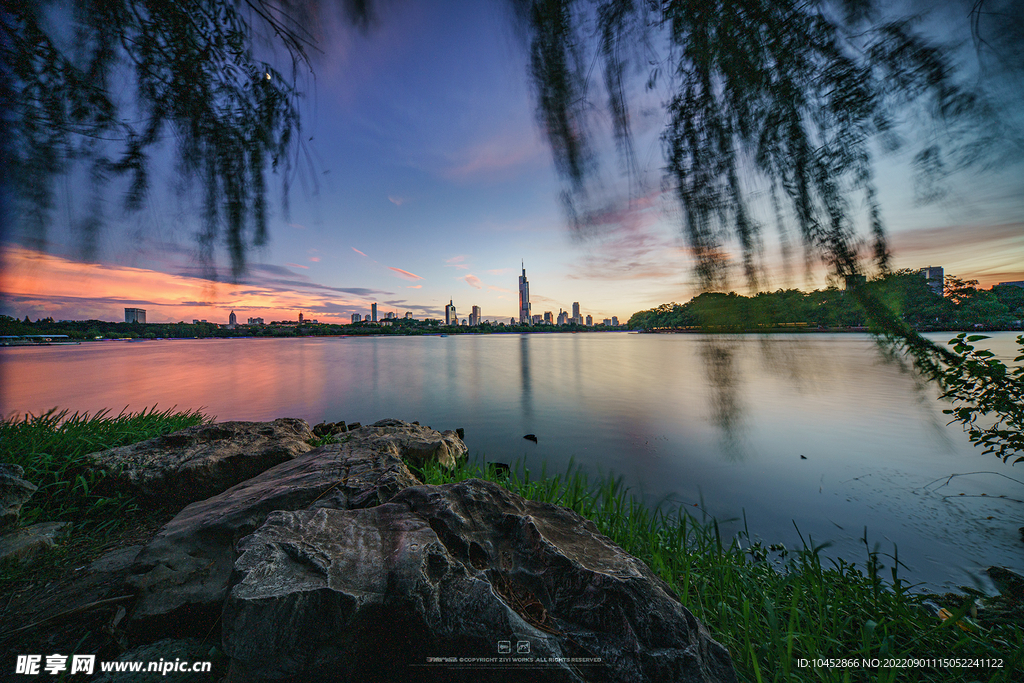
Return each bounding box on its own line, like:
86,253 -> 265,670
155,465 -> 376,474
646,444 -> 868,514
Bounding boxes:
488,462 -> 511,478
987,566 -> 1024,605
1,463 -> 37,530
313,421 -> 349,437
347,421 -> 362,430
0,521 -> 70,564
524,433 -> 538,443
348,418 -> 468,468
456,427 -> 465,440
222,479 -> 736,683
127,422 -> 440,628
88,419 -> 314,508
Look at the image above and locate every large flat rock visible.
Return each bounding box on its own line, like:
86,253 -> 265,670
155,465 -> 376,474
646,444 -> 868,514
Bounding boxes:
88,419 -> 315,509
126,420 -> 454,628
222,479 -> 737,683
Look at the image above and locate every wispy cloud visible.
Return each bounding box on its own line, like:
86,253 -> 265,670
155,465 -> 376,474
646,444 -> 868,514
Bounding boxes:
407,284 -> 422,289
445,255 -> 470,270
388,195 -> 408,206
389,267 -> 424,281
286,263 -> 310,270
287,223 -> 306,229
463,274 -> 482,289
442,130 -> 547,180
309,257 -> 320,263
352,247 -> 368,257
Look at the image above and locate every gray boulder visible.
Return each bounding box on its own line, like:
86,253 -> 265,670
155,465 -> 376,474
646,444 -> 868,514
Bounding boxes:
0,521 -> 70,564
127,427 -> 426,627
348,418 -> 468,468
1,463 -> 37,530
222,479 -> 736,683
88,419 -> 314,508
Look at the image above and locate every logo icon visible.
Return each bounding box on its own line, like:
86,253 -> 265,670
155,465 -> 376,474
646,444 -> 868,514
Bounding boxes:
498,641 -> 511,654
517,641 -> 530,654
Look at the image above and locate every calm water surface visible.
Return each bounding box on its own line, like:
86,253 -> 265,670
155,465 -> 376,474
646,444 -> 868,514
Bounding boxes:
2,331 -> 1021,591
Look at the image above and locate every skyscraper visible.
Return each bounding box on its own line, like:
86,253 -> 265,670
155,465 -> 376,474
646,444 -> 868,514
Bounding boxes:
518,262 -> 531,325
125,308 -> 146,323
228,311 -> 237,327
572,302 -> 580,324
351,313 -> 361,323
446,299 -> 456,325
470,305 -> 481,326
298,312 -> 304,324
371,303 -> 378,322
585,314 -> 593,326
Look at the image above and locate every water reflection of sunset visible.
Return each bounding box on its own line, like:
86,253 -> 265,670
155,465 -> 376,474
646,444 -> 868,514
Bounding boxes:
1,246 -> 363,324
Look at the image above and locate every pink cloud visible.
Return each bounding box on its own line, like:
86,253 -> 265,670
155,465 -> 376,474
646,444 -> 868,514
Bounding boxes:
389,267 -> 424,281
463,274 -> 482,289
388,196 -> 408,206
407,285 -> 422,289
444,131 -> 546,180
286,263 -> 309,270
352,247 -> 368,257
309,257 -> 320,263
445,255 -> 470,270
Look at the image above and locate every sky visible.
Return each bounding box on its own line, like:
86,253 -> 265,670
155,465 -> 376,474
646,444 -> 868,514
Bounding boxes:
2,0 -> 1023,325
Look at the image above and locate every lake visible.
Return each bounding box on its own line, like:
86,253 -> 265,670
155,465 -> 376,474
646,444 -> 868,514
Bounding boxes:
2,331 -> 1021,592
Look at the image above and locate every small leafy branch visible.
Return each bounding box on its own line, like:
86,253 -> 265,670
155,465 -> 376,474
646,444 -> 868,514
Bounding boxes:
939,334 -> 1024,465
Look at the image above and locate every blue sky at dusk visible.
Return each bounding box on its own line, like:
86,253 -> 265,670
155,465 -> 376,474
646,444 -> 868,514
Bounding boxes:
2,0 -> 1022,325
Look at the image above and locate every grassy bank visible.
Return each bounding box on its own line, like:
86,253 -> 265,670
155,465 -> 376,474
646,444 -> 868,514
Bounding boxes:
1,407 -> 209,581
2,411 -> 1020,680
414,459 -> 1022,682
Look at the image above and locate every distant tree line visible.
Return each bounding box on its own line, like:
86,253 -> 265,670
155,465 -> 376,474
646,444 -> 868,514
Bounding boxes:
628,272 -> 1024,332
0,316 -> 617,340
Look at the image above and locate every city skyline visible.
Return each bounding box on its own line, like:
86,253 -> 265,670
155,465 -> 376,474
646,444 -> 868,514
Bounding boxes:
2,1 -> 1022,326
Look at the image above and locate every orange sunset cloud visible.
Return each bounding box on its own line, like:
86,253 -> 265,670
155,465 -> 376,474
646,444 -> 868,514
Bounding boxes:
1,246 -> 376,324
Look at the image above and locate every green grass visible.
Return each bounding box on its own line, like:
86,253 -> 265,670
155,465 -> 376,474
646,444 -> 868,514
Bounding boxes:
2,411 -> 1019,680
1,407 -> 210,581
413,459 -> 1023,682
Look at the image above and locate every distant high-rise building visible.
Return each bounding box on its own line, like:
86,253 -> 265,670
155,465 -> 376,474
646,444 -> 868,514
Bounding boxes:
125,308 -> 146,324
371,303 -> 378,322
585,314 -> 593,326
544,311 -> 553,324
470,305 -> 481,326
602,318 -> 612,326
228,311 -> 237,328
351,313 -> 362,323
611,316 -> 619,326
511,318 -> 516,326
557,309 -> 568,325
247,317 -> 264,325
461,319 -> 468,326
446,299 -> 456,326
572,302 -> 580,324
385,311 -> 395,320
532,314 -> 543,325
298,312 -> 304,324
193,319 -> 200,324
518,262 -> 531,325
405,311 -> 413,318
919,266 -> 944,295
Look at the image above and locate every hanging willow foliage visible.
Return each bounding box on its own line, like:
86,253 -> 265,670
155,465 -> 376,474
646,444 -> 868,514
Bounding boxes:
2,0 -> 374,279
514,0 -> 1023,460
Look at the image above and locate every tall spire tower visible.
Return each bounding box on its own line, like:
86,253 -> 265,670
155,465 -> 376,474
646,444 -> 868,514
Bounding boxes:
518,261 -> 531,325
